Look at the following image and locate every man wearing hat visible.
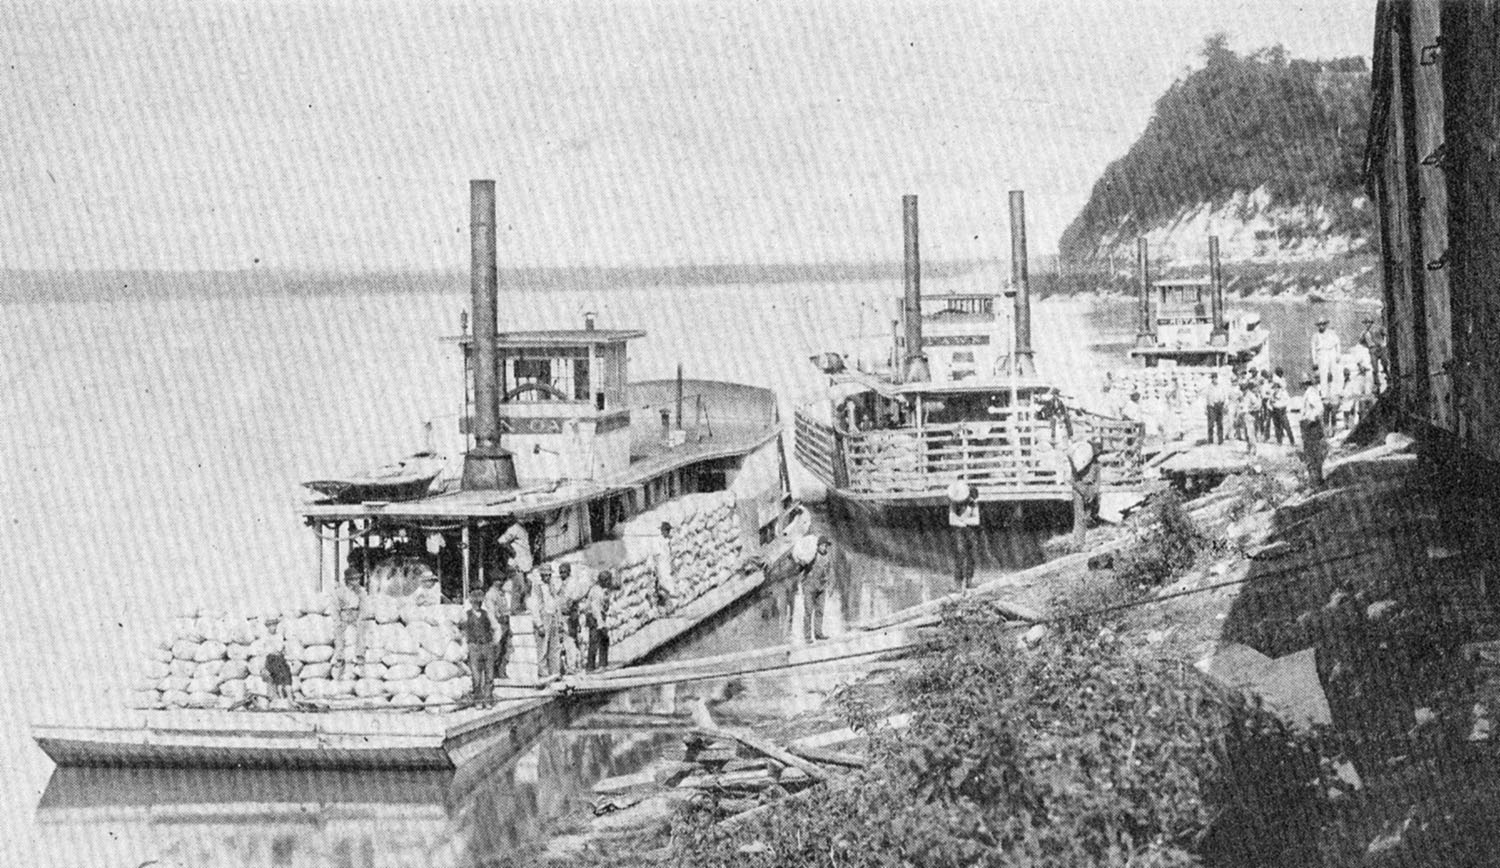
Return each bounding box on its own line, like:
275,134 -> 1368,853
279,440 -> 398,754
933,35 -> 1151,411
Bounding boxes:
461,588 -> 498,703
1310,316 -> 1341,394
584,569 -> 615,671
262,614 -> 294,707
1298,377 -> 1326,487
1204,371 -> 1232,445
796,536 -> 837,641
947,482 -> 980,590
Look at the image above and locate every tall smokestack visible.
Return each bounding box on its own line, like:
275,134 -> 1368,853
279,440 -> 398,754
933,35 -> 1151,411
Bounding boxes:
1008,191 -> 1036,376
1136,237 -> 1154,347
1208,235 -> 1227,345
901,195 -> 928,382
462,179 -> 518,491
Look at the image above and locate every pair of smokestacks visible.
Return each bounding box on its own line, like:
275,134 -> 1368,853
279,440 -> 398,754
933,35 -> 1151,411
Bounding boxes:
901,192 -> 1034,383
1134,236 -> 1227,346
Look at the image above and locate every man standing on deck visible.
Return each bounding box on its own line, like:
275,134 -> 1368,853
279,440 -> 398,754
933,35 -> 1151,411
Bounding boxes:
462,589 -> 497,703
1310,317 -> 1341,393
497,522 -> 532,613
1204,372 -> 1230,445
482,576 -> 511,682
584,570 -> 614,671
948,483 -> 981,590
1069,438 -> 1103,551
1299,377 -> 1327,488
331,572 -> 365,679
650,522 -> 676,613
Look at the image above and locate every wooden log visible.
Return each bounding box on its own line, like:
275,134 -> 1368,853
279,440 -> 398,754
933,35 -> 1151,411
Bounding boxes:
693,726 -> 827,782
789,744 -> 866,769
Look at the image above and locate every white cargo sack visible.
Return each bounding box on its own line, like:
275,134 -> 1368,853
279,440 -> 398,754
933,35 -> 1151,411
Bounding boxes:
300,662 -> 333,681
171,640 -> 200,662
425,660 -> 460,682
792,534 -> 820,566
386,663 -> 422,682
353,679 -> 386,698
299,644 -> 335,664
194,641 -> 227,663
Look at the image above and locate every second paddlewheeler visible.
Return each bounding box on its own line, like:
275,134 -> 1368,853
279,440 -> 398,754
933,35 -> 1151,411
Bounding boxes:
794,193 -> 1144,519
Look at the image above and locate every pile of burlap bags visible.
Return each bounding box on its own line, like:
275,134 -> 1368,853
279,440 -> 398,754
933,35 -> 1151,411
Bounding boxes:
1108,366 -> 1231,436
127,593 -> 473,712
600,491 -> 744,640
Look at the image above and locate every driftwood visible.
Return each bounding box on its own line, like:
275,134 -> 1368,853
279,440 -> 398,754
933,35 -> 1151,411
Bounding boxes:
693,726 -> 827,782
788,744 -> 866,769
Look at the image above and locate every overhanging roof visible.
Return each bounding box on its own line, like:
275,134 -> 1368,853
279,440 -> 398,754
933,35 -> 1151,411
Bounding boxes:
449,329 -> 647,348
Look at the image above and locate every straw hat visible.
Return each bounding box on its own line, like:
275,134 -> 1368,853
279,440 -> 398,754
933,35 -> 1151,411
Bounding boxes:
945,481 -> 974,504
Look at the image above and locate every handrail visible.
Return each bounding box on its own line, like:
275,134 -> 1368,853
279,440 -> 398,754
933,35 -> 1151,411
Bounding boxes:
793,407 -> 1146,498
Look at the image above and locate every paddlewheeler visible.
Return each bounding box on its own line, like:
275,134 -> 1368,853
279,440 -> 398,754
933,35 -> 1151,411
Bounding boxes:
1105,236 -> 1273,442
794,193 -> 1144,520
32,181 -> 803,771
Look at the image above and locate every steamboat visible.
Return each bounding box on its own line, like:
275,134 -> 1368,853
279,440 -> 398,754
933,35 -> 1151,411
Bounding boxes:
31,180 -> 803,770
793,193 -> 1143,521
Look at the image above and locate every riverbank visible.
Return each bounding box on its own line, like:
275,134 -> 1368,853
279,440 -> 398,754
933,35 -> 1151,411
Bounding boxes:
542,426 -> 1500,866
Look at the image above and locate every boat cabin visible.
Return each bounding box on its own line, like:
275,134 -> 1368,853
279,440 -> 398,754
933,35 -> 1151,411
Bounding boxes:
1129,279 -> 1268,369
457,328 -> 642,483
300,326 -> 792,605
915,292 -> 1005,383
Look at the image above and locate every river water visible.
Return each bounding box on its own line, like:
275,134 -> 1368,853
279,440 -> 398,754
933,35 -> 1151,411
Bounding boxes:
0,271 -> 1376,865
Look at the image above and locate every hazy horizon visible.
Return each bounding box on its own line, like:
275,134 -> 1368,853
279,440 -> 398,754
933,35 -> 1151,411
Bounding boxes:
4,0 -> 1375,272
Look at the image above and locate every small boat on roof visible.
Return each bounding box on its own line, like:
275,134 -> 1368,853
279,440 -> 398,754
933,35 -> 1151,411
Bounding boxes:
301,452 -> 448,503
793,194 -> 1144,519
32,180 -> 803,771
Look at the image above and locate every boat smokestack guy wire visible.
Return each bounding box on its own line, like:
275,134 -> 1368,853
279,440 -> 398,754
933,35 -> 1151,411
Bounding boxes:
462,179 -> 519,492
902,194 -> 929,383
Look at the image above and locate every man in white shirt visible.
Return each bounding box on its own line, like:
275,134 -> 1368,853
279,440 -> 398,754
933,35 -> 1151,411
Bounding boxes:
1298,378 -> 1326,488
1204,372 -> 1232,445
1310,318 -> 1342,393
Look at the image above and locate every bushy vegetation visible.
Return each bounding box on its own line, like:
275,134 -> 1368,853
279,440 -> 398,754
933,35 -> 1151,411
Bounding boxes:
1110,491 -> 1219,590
598,599 -> 1331,868
1059,37 -> 1372,262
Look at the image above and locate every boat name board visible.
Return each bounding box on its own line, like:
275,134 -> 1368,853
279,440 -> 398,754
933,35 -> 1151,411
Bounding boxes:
461,410 -> 631,436
923,334 -> 991,347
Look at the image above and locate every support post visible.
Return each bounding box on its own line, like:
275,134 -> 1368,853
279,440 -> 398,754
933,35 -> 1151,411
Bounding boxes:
1209,235 -> 1227,344
316,523 -> 325,592
461,524 -> 472,601
1136,237 -> 1154,347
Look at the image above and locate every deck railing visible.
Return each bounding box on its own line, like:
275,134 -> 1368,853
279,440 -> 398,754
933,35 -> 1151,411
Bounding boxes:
794,406 -> 1144,501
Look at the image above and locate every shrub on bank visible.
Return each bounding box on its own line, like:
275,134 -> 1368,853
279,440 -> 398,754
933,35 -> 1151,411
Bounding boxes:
621,600 -> 1330,868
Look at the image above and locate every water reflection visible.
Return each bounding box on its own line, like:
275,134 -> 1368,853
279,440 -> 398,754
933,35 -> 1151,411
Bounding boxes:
34,713 -> 683,868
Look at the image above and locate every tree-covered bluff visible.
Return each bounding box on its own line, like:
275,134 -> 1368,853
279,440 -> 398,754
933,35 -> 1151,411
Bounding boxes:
1060,38 -> 1373,266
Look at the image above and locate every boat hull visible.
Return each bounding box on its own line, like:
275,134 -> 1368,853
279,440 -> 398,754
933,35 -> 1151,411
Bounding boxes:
32,695 -> 557,771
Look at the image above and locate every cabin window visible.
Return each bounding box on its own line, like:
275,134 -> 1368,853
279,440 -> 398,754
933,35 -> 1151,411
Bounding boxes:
505,348 -> 590,402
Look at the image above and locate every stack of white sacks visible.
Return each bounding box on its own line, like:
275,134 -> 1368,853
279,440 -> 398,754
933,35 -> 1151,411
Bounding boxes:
1107,366 -> 1232,435
128,492 -> 752,711
128,593 -> 472,712
589,491 -> 744,641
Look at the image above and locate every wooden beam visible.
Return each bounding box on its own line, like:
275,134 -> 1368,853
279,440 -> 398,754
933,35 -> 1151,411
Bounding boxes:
692,726 -> 827,782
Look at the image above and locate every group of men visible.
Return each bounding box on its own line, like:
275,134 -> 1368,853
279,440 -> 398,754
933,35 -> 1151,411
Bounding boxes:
462,559 -> 617,703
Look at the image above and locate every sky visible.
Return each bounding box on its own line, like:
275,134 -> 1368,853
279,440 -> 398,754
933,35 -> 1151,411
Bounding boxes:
3,0 -> 1377,271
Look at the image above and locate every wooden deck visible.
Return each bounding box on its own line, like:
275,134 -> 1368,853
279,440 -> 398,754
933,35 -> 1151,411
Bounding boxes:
33,530 -> 800,772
